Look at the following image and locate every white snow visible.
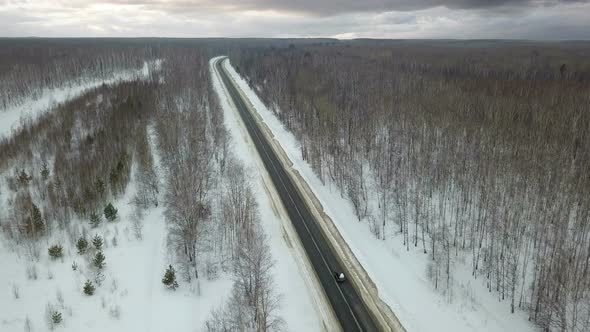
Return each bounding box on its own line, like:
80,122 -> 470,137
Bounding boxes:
210,56 -> 322,331
0,201 -> 231,332
0,124 -> 232,332
0,60 -> 162,139
221,58 -> 539,332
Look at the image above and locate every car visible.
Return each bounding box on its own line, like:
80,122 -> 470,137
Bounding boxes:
334,271 -> 345,283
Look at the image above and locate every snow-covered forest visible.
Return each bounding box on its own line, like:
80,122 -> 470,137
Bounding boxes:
0,40 -> 319,332
230,41 -> 590,332
2,38 -> 590,332
0,39 -> 159,112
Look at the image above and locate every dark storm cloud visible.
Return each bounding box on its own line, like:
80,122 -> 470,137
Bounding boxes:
1,0 -> 589,39
97,0 -> 589,16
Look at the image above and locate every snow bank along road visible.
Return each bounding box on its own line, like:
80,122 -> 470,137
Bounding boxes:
216,57 -> 386,332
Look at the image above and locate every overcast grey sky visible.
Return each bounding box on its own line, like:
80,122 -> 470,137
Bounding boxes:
1,0 -> 589,39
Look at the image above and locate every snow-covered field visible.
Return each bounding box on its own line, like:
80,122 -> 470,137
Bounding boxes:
210,56 -> 322,331
222,58 -> 539,332
0,60 -> 162,138
0,127 -> 232,332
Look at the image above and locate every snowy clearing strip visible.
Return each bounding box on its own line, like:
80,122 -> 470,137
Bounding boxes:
0,60 -> 162,139
222,59 -> 538,332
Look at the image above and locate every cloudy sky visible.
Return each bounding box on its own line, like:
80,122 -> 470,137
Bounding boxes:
1,0 -> 589,39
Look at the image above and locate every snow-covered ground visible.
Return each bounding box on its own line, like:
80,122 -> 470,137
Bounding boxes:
0,126 -> 232,332
210,56 -> 322,331
0,56 -> 322,332
0,60 -> 162,138
222,58 -> 539,332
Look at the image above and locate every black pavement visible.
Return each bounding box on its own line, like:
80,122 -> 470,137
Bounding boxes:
216,57 -> 379,332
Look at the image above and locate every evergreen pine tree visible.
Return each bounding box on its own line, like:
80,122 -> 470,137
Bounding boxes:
72,197 -> 85,216
76,237 -> 88,254
95,179 -> 106,198
41,163 -> 50,180
89,211 -> 101,228
104,203 -> 118,222
32,204 -> 43,227
51,311 -> 62,324
48,245 -> 63,259
109,168 -> 120,194
24,203 -> 44,237
92,235 -> 103,250
162,265 -> 179,290
94,270 -> 106,286
93,251 -> 106,269
83,280 -> 95,295
18,169 -> 32,186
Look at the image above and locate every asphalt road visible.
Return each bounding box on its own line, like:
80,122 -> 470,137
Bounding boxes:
216,57 -> 379,332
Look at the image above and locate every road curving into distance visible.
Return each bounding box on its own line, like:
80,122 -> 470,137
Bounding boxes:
215,57 -> 379,332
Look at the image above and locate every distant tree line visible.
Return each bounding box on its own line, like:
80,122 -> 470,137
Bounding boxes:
0,40 -> 162,111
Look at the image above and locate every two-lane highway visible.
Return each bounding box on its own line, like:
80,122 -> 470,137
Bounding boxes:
215,57 -> 379,332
